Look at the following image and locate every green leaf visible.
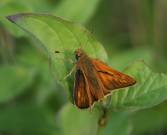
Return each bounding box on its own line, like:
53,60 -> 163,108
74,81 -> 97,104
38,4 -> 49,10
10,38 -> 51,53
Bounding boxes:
16,45 -> 67,110
131,103 -> 167,135
0,66 -> 35,103
109,48 -> 153,71
111,61 -> 167,111
104,112 -> 132,135
54,0 -> 101,23
7,13 -> 107,95
0,103 -> 58,135
59,103 -> 99,135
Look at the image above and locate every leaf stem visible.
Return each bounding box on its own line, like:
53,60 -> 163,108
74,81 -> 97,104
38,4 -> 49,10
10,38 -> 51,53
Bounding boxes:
96,107 -> 108,135
97,125 -> 105,135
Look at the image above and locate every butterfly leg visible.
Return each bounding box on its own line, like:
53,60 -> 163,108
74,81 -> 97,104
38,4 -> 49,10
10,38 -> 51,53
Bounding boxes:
54,50 -> 75,64
64,65 -> 76,80
56,57 -> 75,64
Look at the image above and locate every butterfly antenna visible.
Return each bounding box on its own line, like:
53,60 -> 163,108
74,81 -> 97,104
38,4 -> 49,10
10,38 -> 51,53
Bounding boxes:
84,25 -> 95,50
48,55 -> 55,77
54,50 -> 74,64
80,29 -> 91,50
54,50 -> 61,53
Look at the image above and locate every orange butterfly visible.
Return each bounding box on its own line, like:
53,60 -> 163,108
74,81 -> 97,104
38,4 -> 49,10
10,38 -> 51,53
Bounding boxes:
73,48 -> 136,109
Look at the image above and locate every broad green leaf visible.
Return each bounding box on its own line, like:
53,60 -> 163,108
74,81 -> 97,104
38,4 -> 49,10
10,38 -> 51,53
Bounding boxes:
16,45 -> 67,110
111,61 -> 167,111
59,103 -> 99,135
109,48 -> 153,70
131,103 -> 167,135
104,112 -> 132,135
0,66 -> 35,103
54,0 -> 101,23
0,103 -> 58,135
7,13 -> 107,96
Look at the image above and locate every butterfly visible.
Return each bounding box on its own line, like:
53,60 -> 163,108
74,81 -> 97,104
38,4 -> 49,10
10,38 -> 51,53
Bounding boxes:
73,48 -> 136,109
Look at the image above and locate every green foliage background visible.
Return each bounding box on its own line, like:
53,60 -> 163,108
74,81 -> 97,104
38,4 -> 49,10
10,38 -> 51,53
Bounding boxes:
1,0 -> 167,135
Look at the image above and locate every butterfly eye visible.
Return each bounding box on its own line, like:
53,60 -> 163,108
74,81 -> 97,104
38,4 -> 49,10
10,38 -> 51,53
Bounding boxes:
76,54 -> 80,60
74,48 -> 83,60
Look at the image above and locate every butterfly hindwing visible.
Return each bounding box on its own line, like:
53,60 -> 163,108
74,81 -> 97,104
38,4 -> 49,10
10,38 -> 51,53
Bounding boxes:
74,69 -> 90,108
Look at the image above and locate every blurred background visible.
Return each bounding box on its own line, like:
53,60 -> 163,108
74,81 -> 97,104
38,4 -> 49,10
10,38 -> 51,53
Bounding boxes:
0,0 -> 167,135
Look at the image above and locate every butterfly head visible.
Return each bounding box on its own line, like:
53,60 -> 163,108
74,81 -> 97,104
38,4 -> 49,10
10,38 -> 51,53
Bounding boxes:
75,48 -> 85,60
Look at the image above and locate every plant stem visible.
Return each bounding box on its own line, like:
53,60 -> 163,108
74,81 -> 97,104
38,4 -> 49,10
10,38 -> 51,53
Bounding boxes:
97,125 -> 105,135
96,107 -> 108,135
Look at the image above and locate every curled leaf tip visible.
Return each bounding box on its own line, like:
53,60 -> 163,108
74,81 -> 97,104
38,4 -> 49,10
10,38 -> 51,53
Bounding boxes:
6,14 -> 23,23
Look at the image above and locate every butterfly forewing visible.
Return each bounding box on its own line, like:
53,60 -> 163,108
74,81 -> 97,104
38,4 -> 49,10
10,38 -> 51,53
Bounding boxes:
81,61 -> 105,101
93,59 -> 136,90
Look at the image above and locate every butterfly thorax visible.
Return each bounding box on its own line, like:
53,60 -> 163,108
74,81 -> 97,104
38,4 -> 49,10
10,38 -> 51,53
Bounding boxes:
75,49 -> 104,96
75,48 -> 86,61
75,49 -> 94,71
